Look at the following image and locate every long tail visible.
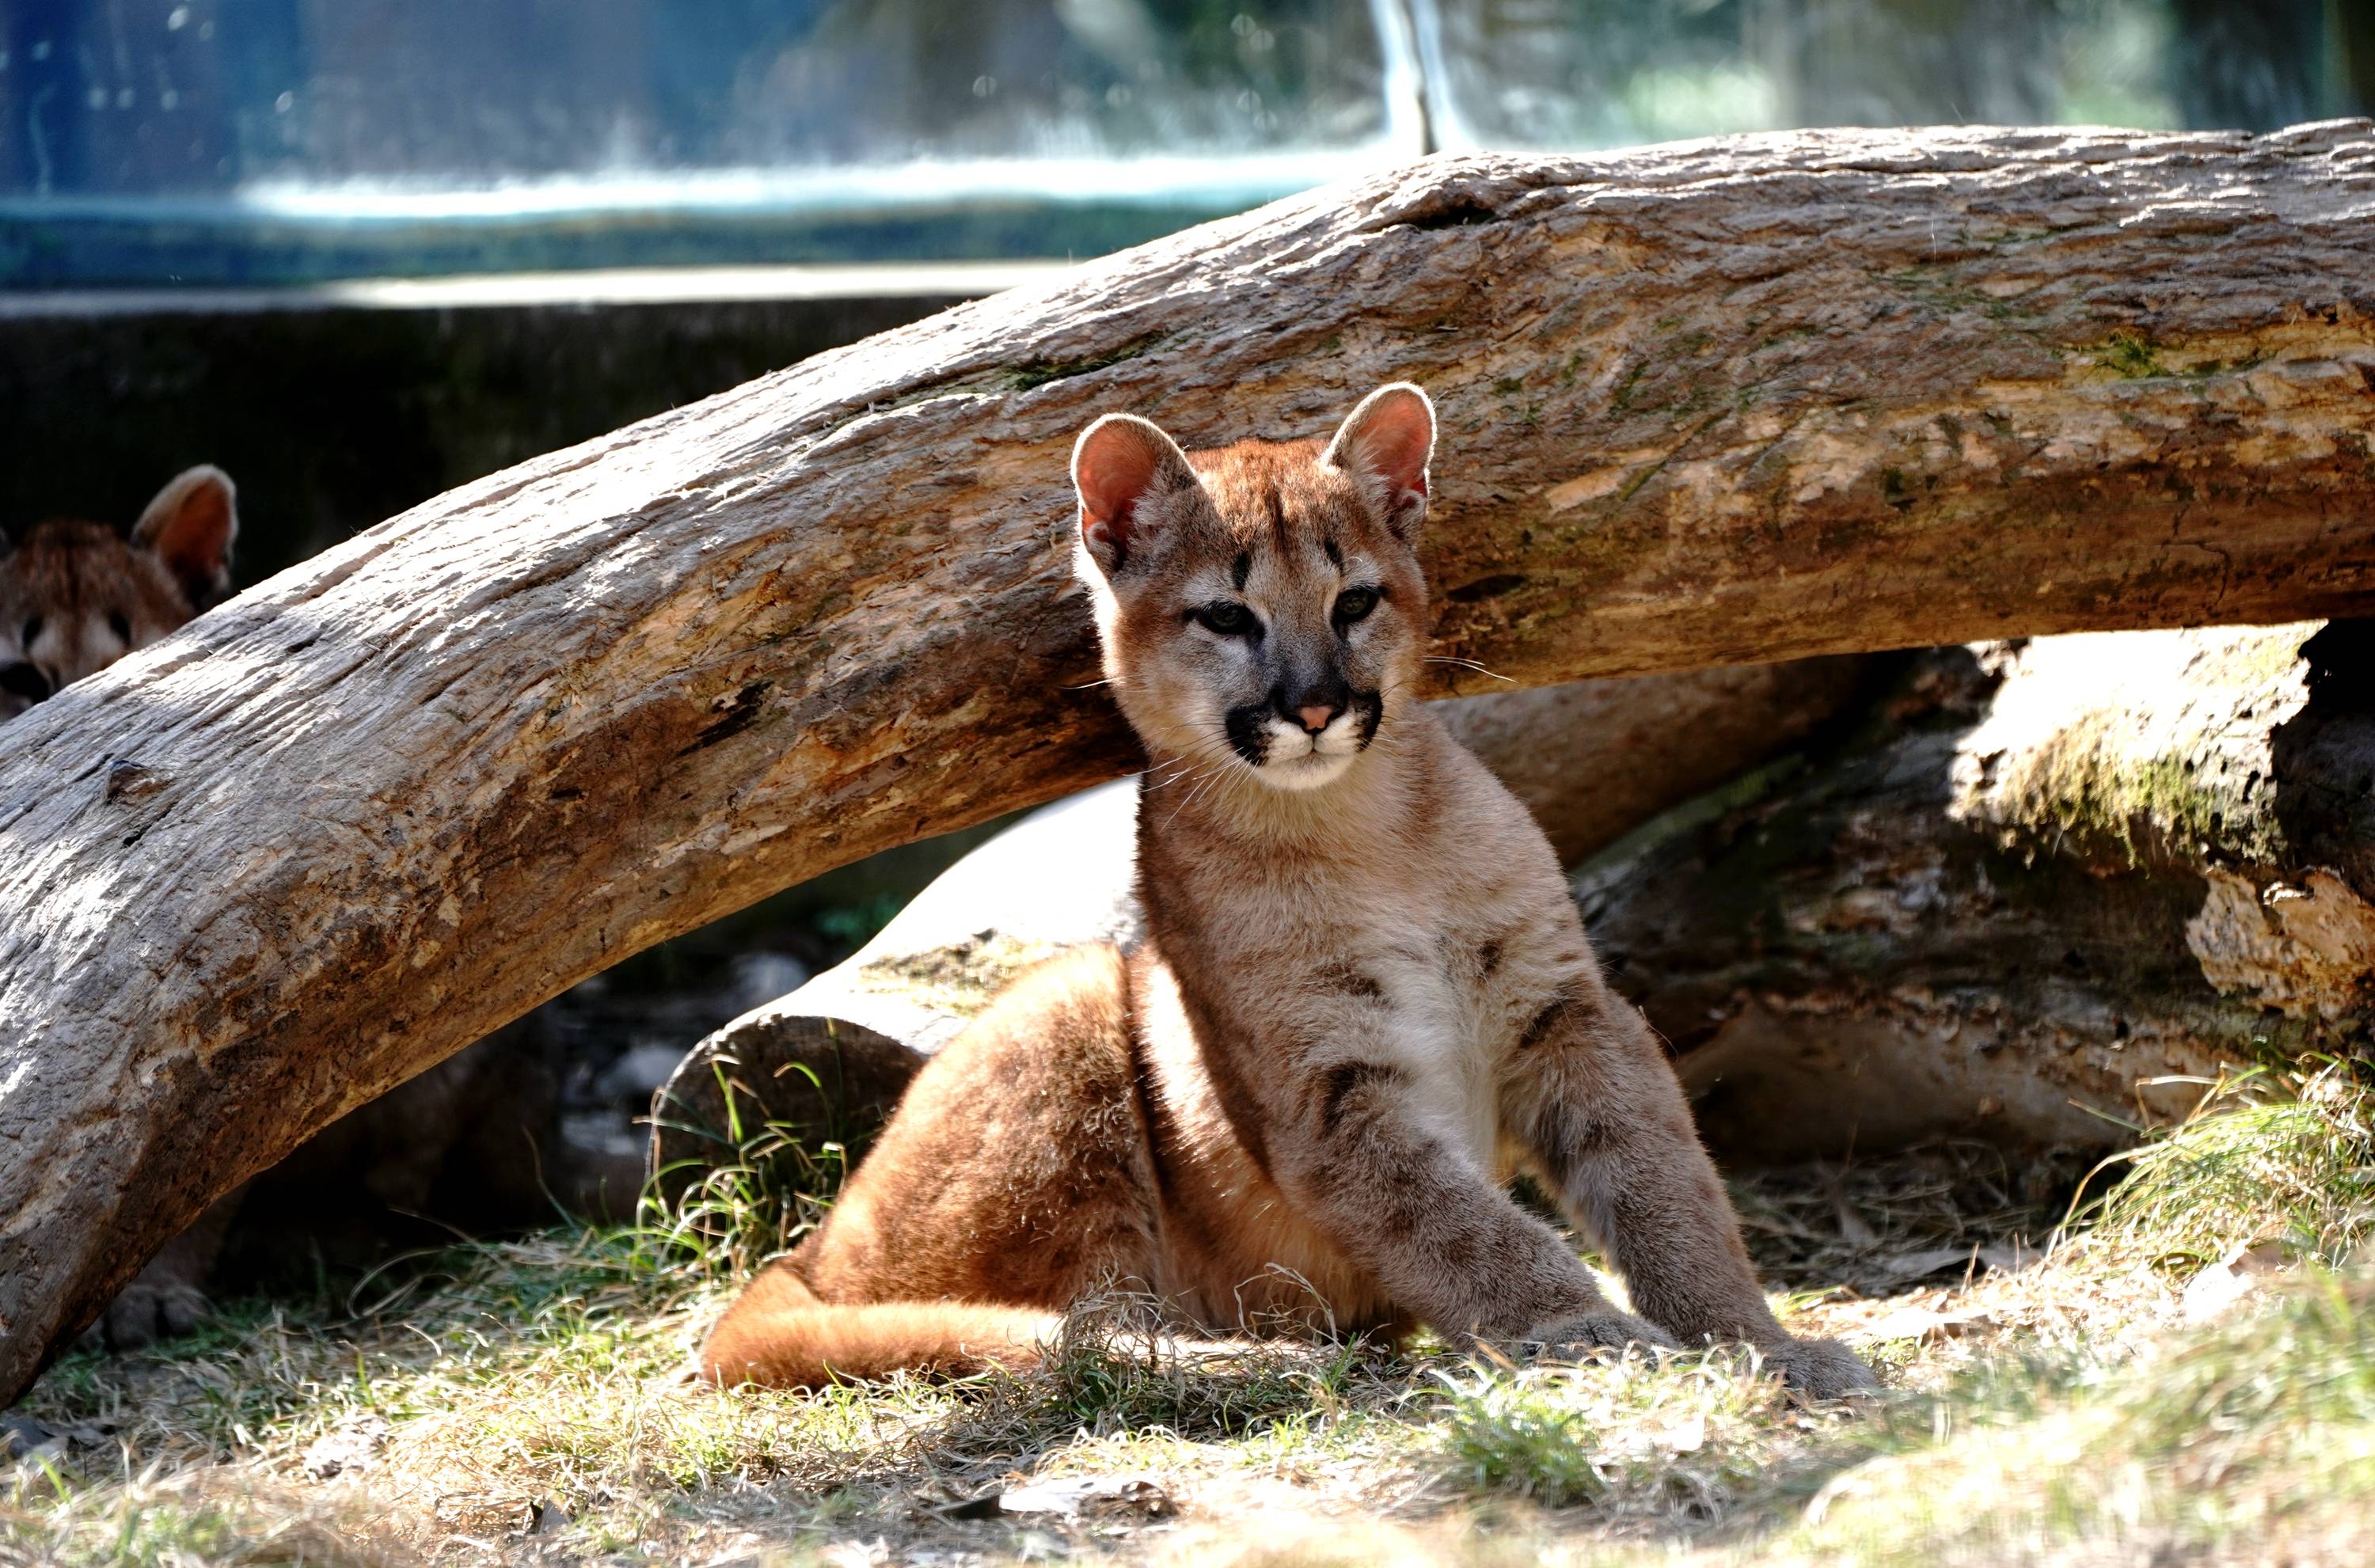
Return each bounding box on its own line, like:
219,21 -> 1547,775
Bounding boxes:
699,1261 -> 1062,1390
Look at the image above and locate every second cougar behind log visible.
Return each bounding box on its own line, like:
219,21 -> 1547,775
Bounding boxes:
701,384 -> 1875,1399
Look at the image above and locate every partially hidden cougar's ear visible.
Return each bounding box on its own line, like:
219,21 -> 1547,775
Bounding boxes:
133,465 -> 238,610
1072,413 -> 1196,577
1323,382 -> 1434,544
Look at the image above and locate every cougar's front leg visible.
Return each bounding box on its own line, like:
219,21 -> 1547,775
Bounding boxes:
1267,1042 -> 1673,1353
1502,981 -> 1878,1398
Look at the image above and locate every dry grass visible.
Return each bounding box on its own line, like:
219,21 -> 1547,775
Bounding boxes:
6,1061 -> 2369,1566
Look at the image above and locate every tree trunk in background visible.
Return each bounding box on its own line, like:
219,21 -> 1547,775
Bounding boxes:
7,124 -> 2375,1403
1582,620 -> 2375,1163
1438,659 -> 1868,865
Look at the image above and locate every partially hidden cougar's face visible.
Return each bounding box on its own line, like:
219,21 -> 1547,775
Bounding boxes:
1,466 -> 238,722
1072,384 -> 1434,793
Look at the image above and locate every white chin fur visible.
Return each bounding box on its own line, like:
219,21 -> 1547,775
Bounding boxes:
1252,716 -> 1362,792
1258,750 -> 1357,792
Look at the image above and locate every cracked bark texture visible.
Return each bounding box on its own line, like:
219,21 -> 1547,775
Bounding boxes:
6,123 -> 2375,1401
1581,620 -> 2375,1162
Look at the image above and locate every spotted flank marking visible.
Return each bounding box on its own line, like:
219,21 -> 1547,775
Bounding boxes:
1518,994 -> 1578,1051
1313,960 -> 1388,1003
1316,1060 -> 1407,1137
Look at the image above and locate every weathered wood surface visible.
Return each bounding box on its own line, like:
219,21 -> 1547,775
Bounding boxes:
1438,659 -> 1867,864
1582,620 -> 2375,1162
6,123 -> 2375,1400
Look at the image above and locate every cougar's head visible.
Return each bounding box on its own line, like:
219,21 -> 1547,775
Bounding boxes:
1068,384 -> 1434,794
2,465 -> 238,721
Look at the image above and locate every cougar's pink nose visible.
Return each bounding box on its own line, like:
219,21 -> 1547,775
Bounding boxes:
1298,704 -> 1336,734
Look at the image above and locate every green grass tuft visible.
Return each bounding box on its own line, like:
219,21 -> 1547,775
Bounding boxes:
640,1056 -> 853,1282
2065,1061 -> 2375,1273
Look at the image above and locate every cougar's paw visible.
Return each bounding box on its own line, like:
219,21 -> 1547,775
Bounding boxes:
99,1279 -> 211,1350
1519,1309 -> 1681,1361
1764,1335 -> 1879,1399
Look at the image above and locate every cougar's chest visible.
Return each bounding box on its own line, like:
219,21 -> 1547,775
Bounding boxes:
1380,851 -> 1590,1137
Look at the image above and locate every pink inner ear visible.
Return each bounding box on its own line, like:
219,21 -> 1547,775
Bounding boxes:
1340,389 -> 1434,499
154,479 -> 235,582
1074,419 -> 1172,552
1340,387 -> 1425,501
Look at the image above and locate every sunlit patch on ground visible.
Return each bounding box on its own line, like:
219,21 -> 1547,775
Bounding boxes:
5,1065 -> 2369,1567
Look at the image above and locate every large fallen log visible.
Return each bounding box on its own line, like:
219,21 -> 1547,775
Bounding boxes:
6,123 -> 2375,1401
1438,659 -> 1868,864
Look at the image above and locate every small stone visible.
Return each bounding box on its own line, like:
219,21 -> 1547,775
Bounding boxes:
945,1474 -> 1173,1521
1,1414 -> 55,1462
2182,1239 -> 2296,1323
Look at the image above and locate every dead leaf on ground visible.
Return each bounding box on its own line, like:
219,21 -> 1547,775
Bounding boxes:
943,1475 -> 1173,1522
1979,1240 -> 2051,1275
1870,1247 -> 1977,1283
302,1411 -> 392,1482
2182,1240 -> 2297,1323
1852,1306 -> 1997,1346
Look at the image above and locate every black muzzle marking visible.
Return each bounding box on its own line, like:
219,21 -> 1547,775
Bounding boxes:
1224,700 -> 1271,766
1352,688 -> 1384,749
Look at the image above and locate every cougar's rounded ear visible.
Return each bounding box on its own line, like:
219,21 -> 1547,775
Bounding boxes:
1072,413 -> 1195,578
1323,383 -> 1434,544
133,465 -> 238,610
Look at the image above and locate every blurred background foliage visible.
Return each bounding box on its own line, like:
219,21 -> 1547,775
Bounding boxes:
2,1 -> 2368,286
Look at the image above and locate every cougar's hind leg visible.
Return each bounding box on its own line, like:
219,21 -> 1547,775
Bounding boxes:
701,944 -> 1168,1390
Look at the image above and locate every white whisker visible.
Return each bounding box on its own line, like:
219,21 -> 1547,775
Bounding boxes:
1424,655 -> 1516,684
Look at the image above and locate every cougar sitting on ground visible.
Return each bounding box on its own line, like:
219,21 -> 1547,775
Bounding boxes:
701,385 -> 1876,1399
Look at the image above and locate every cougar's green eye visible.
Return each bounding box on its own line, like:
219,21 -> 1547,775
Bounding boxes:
1333,587 -> 1380,626
1192,602 -> 1259,637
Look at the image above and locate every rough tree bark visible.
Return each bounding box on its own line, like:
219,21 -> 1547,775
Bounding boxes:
1583,618 -> 2375,1163
6,123 -> 2375,1401
1439,659 -> 1870,864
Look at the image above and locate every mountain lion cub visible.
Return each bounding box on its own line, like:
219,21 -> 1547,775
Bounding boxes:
2,466 -> 236,723
703,385 -> 1875,1398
